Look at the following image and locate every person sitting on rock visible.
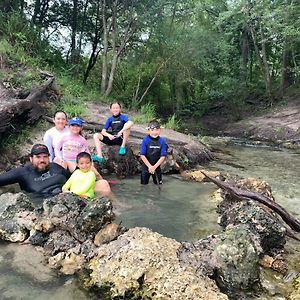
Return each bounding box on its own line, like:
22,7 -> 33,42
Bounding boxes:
0,144 -> 71,200
54,116 -> 90,172
140,120 -> 167,185
54,116 -> 111,198
43,110 -> 69,162
62,152 -> 96,199
92,102 -> 133,163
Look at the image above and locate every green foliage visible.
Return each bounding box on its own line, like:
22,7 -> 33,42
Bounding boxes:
132,103 -> 157,124
0,126 -> 32,152
163,114 -> 181,131
0,39 -> 12,57
13,70 -> 43,89
54,73 -> 109,118
0,11 -> 65,69
54,96 -> 86,118
0,0 -> 300,132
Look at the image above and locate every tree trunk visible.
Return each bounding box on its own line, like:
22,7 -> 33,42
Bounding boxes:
280,43 -> 293,96
105,0 -> 118,96
249,22 -> 272,97
0,78 -> 57,134
137,56 -> 173,105
32,0 -> 41,24
101,0 -> 109,94
83,0 -> 102,84
70,0 -> 78,64
259,23 -> 272,98
78,0 -> 89,54
240,25 -> 249,84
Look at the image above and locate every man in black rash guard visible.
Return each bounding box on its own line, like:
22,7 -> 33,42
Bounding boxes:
0,144 -> 70,201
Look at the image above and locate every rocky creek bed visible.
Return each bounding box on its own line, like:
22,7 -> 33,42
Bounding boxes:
0,173 -> 299,300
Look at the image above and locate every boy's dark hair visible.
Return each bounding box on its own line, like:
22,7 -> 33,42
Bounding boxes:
54,110 -> 67,119
110,101 -> 121,108
147,119 -> 160,129
76,152 -> 92,163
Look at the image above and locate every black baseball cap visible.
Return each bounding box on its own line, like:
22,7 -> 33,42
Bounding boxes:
30,144 -> 50,156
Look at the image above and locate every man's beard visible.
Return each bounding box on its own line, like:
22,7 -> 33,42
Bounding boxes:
34,163 -> 50,172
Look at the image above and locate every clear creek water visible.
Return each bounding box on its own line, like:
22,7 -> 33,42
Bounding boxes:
0,143 -> 299,299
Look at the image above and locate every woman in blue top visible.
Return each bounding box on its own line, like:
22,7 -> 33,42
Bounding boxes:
92,102 -> 133,162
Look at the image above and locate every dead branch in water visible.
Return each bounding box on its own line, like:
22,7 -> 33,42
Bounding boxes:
201,171 -> 300,233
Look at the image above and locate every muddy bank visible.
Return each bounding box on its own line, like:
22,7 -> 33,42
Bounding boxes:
203,101 -> 300,148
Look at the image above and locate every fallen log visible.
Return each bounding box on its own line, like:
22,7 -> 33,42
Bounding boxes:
201,171 -> 300,232
44,114 -> 214,170
0,78 -> 56,133
44,116 -> 189,146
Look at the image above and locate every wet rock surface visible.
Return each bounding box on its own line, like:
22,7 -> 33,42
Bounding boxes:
179,225 -> 260,299
217,179 -> 287,254
0,192 -> 34,242
0,192 -> 118,275
0,174 -> 296,299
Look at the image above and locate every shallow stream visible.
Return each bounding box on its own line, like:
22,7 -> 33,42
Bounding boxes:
1,142 -> 300,299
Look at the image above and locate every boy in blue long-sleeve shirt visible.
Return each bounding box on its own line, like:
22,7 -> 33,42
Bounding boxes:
140,120 -> 167,185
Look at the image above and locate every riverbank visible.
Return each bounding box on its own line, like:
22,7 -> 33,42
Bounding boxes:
200,95 -> 300,148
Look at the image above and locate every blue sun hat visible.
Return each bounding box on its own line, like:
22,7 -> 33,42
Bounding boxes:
68,117 -> 84,126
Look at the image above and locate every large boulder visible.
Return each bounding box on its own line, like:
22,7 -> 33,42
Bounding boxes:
0,192 -> 35,242
179,225 -> 260,299
0,192 -> 118,275
83,103 -> 214,176
86,227 -> 228,299
216,178 -> 286,253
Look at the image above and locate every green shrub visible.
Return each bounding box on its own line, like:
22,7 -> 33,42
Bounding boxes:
55,97 -> 86,118
133,103 -> 157,124
163,114 -> 181,131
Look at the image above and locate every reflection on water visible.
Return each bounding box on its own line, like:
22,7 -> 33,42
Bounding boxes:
0,143 -> 299,299
0,242 -> 92,300
113,175 -> 220,242
209,145 -> 300,218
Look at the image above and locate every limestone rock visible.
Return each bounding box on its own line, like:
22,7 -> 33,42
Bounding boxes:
181,169 -> 221,182
217,193 -> 286,253
0,192 -> 34,242
87,227 -> 228,300
94,223 -> 126,246
289,274 -> 300,300
260,255 -> 288,274
179,225 -> 260,299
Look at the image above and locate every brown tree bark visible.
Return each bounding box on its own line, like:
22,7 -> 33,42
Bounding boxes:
104,1 -> 135,96
240,25 -> 249,83
101,0 -> 109,93
69,0 -> 79,64
83,0 -> 102,84
0,78 -> 56,133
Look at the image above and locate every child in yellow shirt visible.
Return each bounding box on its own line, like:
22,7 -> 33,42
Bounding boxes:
62,152 -> 96,199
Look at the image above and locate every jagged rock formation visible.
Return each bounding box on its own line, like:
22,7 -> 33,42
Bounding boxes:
0,174 -> 296,299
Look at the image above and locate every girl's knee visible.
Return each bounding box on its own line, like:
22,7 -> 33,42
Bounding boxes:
93,132 -> 101,139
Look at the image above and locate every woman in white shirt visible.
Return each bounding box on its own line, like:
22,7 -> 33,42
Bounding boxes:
43,111 -> 69,162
